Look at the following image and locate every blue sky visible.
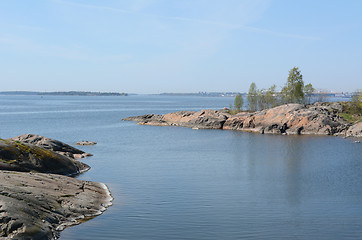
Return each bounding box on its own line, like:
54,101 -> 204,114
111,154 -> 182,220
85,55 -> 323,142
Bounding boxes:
0,0 -> 361,93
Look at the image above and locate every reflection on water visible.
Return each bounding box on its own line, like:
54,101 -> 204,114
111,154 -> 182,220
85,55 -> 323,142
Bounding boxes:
285,137 -> 303,206
0,95 -> 361,240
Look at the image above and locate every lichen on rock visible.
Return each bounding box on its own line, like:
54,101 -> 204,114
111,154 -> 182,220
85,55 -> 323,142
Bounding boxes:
0,139 -> 89,176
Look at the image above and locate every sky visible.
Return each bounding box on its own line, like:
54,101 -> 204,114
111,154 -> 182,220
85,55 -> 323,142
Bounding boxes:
0,0 -> 361,94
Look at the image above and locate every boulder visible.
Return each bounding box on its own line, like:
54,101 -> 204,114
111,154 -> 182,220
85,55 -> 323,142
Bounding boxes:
0,170 -> 112,239
0,139 -> 89,176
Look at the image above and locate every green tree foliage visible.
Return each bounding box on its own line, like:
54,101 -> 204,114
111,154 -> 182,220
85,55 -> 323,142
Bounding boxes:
248,82 -> 258,111
280,86 -> 288,104
257,89 -> 265,111
233,94 -> 243,111
245,68 -> 315,111
340,90 -> 362,123
255,85 -> 278,111
304,83 -> 315,104
349,90 -> 362,115
264,84 -> 278,108
281,67 -> 305,104
247,83 -> 279,111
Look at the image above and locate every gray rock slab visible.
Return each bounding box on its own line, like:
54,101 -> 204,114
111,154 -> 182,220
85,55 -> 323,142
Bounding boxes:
0,170 -> 112,239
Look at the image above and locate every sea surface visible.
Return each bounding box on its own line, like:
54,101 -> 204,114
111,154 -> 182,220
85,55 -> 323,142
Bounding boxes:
0,95 -> 361,240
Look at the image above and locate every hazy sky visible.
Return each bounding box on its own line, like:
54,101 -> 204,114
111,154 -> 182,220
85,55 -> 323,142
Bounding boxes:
0,0 -> 361,93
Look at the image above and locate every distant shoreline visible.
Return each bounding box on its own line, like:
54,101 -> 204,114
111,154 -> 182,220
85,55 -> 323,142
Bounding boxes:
0,91 -> 128,96
159,92 -> 354,98
0,91 -> 355,98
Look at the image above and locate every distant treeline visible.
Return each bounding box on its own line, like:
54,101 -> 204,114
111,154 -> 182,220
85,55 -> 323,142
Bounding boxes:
0,91 -> 128,96
160,92 -> 240,97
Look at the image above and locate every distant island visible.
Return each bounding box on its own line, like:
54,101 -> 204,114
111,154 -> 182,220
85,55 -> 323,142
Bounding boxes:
0,91 -> 128,96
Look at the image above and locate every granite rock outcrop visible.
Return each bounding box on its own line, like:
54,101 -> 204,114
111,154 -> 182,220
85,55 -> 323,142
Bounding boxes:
0,171 -> 112,239
0,139 -> 89,176
10,134 -> 92,159
124,103 -> 360,137
0,135 -> 112,239
346,122 -> 362,138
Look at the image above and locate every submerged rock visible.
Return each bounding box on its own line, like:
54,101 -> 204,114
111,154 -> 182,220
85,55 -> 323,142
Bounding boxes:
0,139 -> 89,176
0,170 -> 112,239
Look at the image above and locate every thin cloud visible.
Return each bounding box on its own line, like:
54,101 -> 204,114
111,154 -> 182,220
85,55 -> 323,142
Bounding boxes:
54,0 -> 240,28
54,0 -> 321,41
0,23 -> 44,32
240,26 -> 323,41
0,37 -> 12,43
168,16 -> 238,28
53,0 -> 134,14
0,35 -> 132,62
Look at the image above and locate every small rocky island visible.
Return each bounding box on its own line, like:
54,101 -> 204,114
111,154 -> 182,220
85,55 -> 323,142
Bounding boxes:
0,134 -> 112,239
124,102 -> 362,138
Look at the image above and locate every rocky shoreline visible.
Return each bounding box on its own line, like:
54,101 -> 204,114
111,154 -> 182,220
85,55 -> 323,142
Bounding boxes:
0,134 -> 112,239
123,102 -> 362,138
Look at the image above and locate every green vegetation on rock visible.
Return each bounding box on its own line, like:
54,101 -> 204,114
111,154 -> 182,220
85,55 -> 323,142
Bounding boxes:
247,82 -> 258,112
233,94 -> 243,112
0,139 -> 89,175
340,92 -> 362,123
281,67 -> 305,104
242,67 -> 315,112
304,83 -> 315,105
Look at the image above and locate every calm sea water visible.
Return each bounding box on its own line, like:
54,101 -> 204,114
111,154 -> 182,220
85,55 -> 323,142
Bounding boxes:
0,95 -> 361,240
